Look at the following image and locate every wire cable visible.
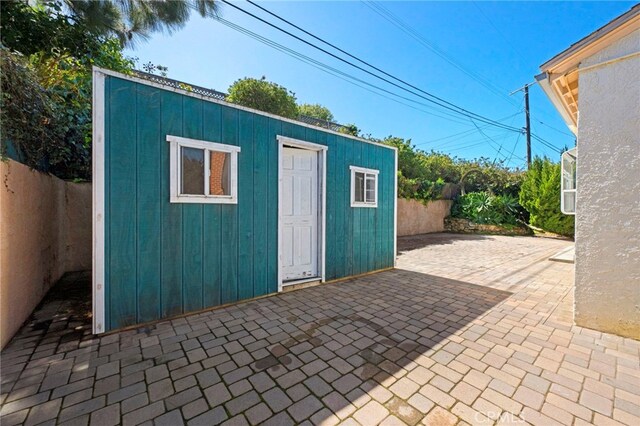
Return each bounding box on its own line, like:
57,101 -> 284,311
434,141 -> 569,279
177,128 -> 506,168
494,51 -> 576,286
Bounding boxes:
214,16 -> 485,126
362,0 -> 521,109
220,0 -> 523,133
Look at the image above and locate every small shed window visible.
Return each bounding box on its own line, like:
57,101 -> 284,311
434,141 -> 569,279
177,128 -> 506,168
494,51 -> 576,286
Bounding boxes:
561,148 -> 577,215
167,135 -> 240,204
350,166 -> 379,208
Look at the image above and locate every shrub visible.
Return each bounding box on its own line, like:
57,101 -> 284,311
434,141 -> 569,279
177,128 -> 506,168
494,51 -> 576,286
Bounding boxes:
397,174 -> 446,201
227,77 -> 299,119
298,103 -> 334,122
1,49 -> 68,172
451,191 -> 524,225
519,157 -> 574,236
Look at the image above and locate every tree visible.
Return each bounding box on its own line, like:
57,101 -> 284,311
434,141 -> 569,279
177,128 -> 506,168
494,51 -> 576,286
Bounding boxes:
41,0 -> 220,47
227,77 -> 299,119
1,1 -> 102,57
298,103 -> 334,122
1,0 -> 135,179
519,157 -> 574,236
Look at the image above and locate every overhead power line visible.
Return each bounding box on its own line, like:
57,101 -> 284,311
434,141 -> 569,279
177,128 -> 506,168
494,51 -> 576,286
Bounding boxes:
214,16 -> 488,126
362,0 -> 520,109
220,0 -> 523,133
414,112 -> 521,148
531,134 -> 562,154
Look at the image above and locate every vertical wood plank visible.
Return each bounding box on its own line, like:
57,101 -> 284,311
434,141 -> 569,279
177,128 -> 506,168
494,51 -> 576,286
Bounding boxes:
182,97 -> 204,312
281,121 -> 306,140
252,115 -> 269,297
367,144 -> 383,271
385,149 -> 395,268
390,149 -> 397,267
104,76 -> 111,329
266,119 -> 281,293
108,77 -> 137,329
221,106 -> 239,303
375,145 -> 384,271
360,143 -> 370,274
335,136 -> 347,279
325,133 -> 337,280
238,110 -> 254,300
136,85 -> 161,323
160,91 -> 183,318
352,139 -> 363,276
202,102 -> 222,308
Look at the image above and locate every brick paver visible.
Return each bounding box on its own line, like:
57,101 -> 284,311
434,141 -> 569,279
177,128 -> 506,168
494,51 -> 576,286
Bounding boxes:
2,234 -> 639,425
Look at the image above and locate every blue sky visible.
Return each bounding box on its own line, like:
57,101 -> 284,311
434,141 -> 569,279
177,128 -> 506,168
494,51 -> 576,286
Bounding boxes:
125,1 -> 635,168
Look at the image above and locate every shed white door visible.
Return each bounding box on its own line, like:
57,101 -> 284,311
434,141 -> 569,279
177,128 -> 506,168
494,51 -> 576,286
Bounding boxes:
281,147 -> 318,282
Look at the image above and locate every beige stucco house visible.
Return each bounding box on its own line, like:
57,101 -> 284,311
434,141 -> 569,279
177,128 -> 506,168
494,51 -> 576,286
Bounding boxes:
536,5 -> 639,339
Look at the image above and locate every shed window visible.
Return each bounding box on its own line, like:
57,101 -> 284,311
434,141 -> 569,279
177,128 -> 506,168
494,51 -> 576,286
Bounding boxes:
561,148 -> 577,215
350,166 -> 379,208
168,135 -> 240,204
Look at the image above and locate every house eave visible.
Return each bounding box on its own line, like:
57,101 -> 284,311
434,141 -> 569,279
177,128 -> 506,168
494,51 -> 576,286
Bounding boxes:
535,73 -> 578,135
540,4 -> 640,74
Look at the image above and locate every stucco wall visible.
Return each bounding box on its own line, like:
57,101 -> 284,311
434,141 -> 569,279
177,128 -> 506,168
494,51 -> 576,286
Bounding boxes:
0,159 -> 92,348
574,30 -> 640,339
397,198 -> 453,236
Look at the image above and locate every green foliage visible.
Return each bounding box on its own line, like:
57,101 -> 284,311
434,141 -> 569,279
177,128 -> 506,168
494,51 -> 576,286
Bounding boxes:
227,77 -> 299,119
338,124 -> 360,137
381,136 -> 525,204
298,103 -> 334,122
55,0 -> 219,47
1,1 -> 135,179
458,160 -> 525,198
1,49 -> 87,177
451,192 -> 523,225
519,157 -> 574,236
397,175 -> 446,201
1,0 -> 101,57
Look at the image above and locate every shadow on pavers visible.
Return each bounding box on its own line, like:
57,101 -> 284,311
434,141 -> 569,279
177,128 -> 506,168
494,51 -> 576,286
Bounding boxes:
0,268 -> 511,425
245,268 -> 511,425
398,232 -> 493,254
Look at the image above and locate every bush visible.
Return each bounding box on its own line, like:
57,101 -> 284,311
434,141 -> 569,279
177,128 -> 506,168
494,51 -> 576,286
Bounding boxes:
397,175 -> 446,200
519,157 -> 574,236
451,191 -> 524,226
1,49 -> 67,172
298,103 -> 334,122
1,2 -> 135,180
382,136 -> 526,204
227,77 -> 299,119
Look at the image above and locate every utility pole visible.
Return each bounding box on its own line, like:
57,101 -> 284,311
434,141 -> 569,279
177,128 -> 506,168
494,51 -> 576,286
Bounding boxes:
510,81 -> 537,169
524,85 -> 531,168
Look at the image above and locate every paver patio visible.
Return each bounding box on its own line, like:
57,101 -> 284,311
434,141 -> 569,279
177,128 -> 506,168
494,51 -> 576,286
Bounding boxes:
1,233 -> 639,426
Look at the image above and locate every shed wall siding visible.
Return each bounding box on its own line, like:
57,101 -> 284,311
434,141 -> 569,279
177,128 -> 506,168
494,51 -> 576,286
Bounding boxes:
103,76 -> 395,331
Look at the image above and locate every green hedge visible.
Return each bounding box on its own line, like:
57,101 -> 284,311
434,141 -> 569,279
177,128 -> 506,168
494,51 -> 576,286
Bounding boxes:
519,157 -> 574,236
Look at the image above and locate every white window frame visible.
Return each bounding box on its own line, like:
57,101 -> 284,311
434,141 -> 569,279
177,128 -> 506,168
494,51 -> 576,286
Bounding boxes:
167,135 -> 240,204
350,166 -> 379,208
561,147 -> 577,215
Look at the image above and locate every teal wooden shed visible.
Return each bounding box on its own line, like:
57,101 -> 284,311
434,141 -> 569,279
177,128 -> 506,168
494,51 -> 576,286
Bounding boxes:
91,68 -> 397,333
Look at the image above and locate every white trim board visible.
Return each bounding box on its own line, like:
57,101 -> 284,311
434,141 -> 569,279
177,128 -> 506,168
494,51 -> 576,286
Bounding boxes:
393,149 -> 398,267
349,166 -> 379,208
92,69 -> 106,334
166,135 -> 241,204
93,67 -> 397,152
277,136 -> 328,292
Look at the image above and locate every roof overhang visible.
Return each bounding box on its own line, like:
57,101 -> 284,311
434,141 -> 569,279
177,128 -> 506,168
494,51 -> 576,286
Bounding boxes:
535,72 -> 579,135
537,4 -> 640,135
